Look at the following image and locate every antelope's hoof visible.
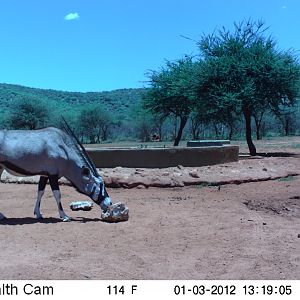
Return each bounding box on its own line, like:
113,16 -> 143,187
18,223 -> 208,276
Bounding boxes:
62,216 -> 71,222
34,213 -> 43,220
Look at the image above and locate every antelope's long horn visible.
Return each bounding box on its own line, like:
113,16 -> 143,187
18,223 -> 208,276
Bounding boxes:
61,117 -> 99,177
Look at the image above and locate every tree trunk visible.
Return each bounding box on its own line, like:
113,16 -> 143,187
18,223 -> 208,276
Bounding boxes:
253,115 -> 262,140
226,119 -> 234,140
89,135 -> 95,144
174,116 -> 188,146
256,124 -> 261,140
228,126 -> 233,140
158,125 -> 163,141
172,117 -> 178,141
191,126 -> 197,140
214,124 -> 220,137
190,116 -> 201,140
101,125 -> 109,141
284,118 -> 290,136
194,128 -> 200,140
243,108 -> 257,156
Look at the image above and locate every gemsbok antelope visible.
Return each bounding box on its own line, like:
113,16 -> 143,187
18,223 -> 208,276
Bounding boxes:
0,119 -> 113,221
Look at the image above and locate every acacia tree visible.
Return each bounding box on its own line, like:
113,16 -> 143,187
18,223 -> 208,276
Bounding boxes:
134,108 -> 154,142
144,57 -> 197,146
78,105 -> 113,143
274,106 -> 297,136
190,112 -> 203,140
9,96 -> 50,129
197,20 -> 300,155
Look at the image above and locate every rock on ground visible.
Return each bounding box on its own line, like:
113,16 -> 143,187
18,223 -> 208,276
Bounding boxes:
1,156 -> 299,188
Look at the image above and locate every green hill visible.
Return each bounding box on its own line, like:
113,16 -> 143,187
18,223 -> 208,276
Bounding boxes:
0,83 -> 147,124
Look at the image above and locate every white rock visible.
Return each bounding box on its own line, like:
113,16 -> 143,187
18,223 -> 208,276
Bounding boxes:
101,202 -> 129,223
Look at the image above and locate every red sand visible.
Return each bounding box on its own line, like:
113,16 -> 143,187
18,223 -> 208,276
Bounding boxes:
1,157 -> 300,279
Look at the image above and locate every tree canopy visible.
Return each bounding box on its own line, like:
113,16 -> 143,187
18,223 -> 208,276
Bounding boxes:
196,20 -> 300,154
1,20 -> 300,147
9,97 -> 50,130
143,20 -> 300,151
144,57 -> 198,146
77,104 -> 114,143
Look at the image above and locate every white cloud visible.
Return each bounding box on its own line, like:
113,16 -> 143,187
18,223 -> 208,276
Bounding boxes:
64,12 -> 80,21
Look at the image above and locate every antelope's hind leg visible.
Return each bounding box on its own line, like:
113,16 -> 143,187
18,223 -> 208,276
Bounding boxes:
34,176 -> 48,219
49,175 -> 71,222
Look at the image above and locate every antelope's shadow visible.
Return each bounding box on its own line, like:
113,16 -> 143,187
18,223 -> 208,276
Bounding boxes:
0,216 -> 102,225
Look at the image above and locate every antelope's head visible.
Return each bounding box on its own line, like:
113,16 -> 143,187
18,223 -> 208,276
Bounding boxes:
80,166 -> 111,210
61,117 -> 112,211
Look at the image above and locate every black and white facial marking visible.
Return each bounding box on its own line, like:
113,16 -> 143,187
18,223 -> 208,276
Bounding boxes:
81,166 -> 112,211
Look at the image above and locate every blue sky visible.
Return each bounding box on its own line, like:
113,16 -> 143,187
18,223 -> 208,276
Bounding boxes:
0,0 -> 299,92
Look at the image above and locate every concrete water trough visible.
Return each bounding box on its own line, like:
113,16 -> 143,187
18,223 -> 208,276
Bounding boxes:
86,145 -> 239,168
187,140 -> 231,147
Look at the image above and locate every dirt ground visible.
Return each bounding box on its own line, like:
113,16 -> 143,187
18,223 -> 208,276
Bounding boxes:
1,155 -> 300,280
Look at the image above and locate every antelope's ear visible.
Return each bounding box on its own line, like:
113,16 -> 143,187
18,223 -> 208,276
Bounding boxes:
81,166 -> 90,180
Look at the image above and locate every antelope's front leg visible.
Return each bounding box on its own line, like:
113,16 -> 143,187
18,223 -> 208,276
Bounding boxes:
49,175 -> 71,222
34,176 -> 48,219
